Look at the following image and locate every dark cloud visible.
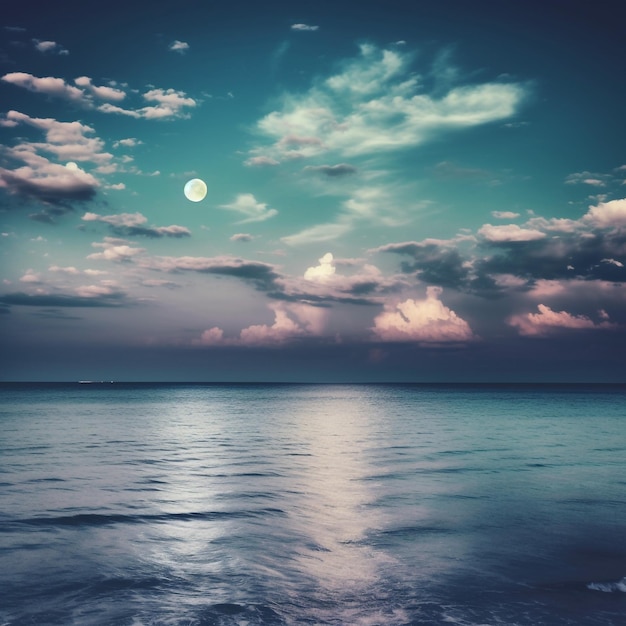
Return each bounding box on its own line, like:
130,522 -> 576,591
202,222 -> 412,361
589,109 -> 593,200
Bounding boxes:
375,241 -> 470,289
0,168 -> 97,205
304,164 -> 357,177
81,213 -> 190,238
476,230 -> 626,283
31,308 -> 82,320
0,291 -> 128,308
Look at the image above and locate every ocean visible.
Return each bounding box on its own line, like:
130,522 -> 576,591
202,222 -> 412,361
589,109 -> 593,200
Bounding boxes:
0,383 -> 624,625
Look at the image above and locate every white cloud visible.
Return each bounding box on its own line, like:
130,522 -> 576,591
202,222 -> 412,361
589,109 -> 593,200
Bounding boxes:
230,233 -> 254,242
291,23 -> 319,31
250,44 -> 526,162
169,40 -> 190,53
113,138 -> 142,148
87,238 -> 145,262
304,252 -> 336,282
565,171 -> 608,186
74,76 -> 126,101
244,155 -> 280,167
491,210 -> 520,219
583,198 -> 626,228
219,193 -> 278,223
281,185 -> 426,246
508,304 -> 615,336
33,40 -> 68,55
281,221 -> 352,246
2,73 -> 196,120
2,72 -> 84,101
3,110 -> 112,164
49,265 -> 80,275
20,270 -> 42,283
140,88 -> 196,119
478,223 -> 546,242
372,286 -> 475,343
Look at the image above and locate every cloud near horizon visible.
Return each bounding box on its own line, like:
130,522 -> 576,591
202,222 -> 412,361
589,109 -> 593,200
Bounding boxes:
372,286 -> 476,344
508,304 -> 616,336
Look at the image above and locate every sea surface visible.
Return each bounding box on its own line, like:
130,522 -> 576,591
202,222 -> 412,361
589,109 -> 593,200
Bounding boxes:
0,383 -> 625,625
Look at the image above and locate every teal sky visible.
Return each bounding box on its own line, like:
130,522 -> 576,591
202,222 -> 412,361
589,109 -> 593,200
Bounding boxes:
1,0 -> 625,381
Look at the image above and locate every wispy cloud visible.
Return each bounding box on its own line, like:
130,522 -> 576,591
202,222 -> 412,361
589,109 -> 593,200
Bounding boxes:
82,212 -> 191,238
290,24 -> 319,31
219,193 -> 278,223
248,43 -> 526,162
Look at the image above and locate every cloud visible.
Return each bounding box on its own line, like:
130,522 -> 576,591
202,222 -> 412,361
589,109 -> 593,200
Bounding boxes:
583,198 -> 626,228
87,238 -> 145,262
2,72 -> 84,101
169,40 -> 190,53
49,266 -> 81,275
374,240 -> 471,289
33,39 -> 69,55
508,304 -> 616,336
291,24 -> 319,31
0,150 -> 99,210
0,288 -> 128,308
244,156 -> 280,167
303,163 -> 357,177
2,110 -> 112,163
20,270 -> 42,283
249,44 -> 526,162
372,286 -> 475,344
478,223 -> 546,242
82,212 -> 191,238
304,252 -> 336,282
74,76 -> 125,101
196,302 -> 327,346
230,233 -> 254,242
492,210 -> 520,219
113,138 -> 142,148
565,171 -> 608,187
219,193 -> 278,223
139,88 -> 196,119
281,221 -> 352,246
282,185 -> 424,246
2,73 -> 196,120
142,255 -> 282,293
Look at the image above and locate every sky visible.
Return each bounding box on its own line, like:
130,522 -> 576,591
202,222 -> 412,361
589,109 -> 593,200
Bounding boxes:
1,0 -> 625,382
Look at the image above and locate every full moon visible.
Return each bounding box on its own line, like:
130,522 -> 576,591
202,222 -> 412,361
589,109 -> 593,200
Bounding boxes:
184,178 -> 207,202
66,161 -> 78,171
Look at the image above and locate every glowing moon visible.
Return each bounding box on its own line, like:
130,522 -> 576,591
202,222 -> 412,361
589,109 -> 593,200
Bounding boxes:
184,178 -> 207,202
66,161 -> 78,171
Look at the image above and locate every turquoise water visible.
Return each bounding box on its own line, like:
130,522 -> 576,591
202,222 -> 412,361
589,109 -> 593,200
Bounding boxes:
1,383 -> 625,625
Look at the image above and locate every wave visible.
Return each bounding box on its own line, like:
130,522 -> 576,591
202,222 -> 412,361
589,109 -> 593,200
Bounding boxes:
587,576 -> 626,593
9,508 -> 287,528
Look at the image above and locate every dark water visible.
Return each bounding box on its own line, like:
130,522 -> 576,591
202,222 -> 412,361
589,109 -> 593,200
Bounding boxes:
1,383 -> 625,625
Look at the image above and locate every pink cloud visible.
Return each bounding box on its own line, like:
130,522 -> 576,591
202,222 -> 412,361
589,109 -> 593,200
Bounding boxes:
508,304 -> 616,336
372,286 -> 475,343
